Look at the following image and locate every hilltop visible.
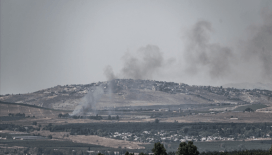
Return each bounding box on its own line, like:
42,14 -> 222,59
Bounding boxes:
1,79 -> 272,111
223,82 -> 272,91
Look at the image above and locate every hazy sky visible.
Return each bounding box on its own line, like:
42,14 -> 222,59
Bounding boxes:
1,0 -> 272,94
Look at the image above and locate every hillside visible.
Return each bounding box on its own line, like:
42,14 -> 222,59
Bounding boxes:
223,82 -> 272,91
0,101 -> 68,120
1,79 -> 272,111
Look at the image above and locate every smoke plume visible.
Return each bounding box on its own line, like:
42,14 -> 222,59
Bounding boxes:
183,20 -> 233,78
182,5 -> 272,84
239,7 -> 272,80
121,44 -> 165,79
103,4 -> 272,85
104,65 -> 117,81
104,44 -> 173,80
71,86 -> 104,116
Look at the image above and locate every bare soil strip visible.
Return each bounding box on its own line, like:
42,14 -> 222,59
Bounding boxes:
32,130 -> 145,149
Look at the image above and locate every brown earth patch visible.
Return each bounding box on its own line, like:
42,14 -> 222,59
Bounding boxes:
32,130 -> 145,149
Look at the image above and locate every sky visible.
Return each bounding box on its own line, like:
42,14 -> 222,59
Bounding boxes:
1,0 -> 272,94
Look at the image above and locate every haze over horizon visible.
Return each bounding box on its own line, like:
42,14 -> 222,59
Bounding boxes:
1,0 -> 272,95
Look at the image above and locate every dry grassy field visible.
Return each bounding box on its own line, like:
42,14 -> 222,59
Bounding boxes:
28,130 -> 145,149
2,100 -> 272,151
0,102 -> 63,118
0,102 -> 149,150
162,111 -> 272,123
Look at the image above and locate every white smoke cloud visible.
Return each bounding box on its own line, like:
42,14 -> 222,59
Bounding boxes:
71,86 -> 104,116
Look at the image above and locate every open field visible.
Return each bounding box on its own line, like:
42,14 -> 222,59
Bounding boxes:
30,130 -> 145,149
234,104 -> 268,111
2,98 -> 272,153
143,141 -> 272,153
0,130 -> 145,153
0,139 -> 107,150
162,111 -> 272,123
0,101 -> 70,119
2,100 -> 272,125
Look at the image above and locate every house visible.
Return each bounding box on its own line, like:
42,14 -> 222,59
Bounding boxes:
114,151 -> 120,155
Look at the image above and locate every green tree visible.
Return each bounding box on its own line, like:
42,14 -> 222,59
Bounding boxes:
167,152 -> 175,155
58,113 -> 63,118
176,141 -> 199,155
244,107 -> 254,112
47,135 -> 52,139
152,142 -> 167,155
124,151 -> 134,155
269,145 -> 272,155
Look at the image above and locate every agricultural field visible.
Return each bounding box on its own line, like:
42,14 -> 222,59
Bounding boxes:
0,101 -> 68,119
2,84 -> 272,154
143,141 -> 272,153
233,104 -> 268,111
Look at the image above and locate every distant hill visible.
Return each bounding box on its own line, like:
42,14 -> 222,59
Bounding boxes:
1,79 -> 272,111
223,82 -> 272,91
0,101 -> 68,119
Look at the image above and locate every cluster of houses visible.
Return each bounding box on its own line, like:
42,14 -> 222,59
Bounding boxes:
100,79 -> 272,103
106,130 -> 252,143
86,151 -> 153,155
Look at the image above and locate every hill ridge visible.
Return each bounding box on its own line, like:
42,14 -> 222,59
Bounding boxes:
1,79 -> 272,111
